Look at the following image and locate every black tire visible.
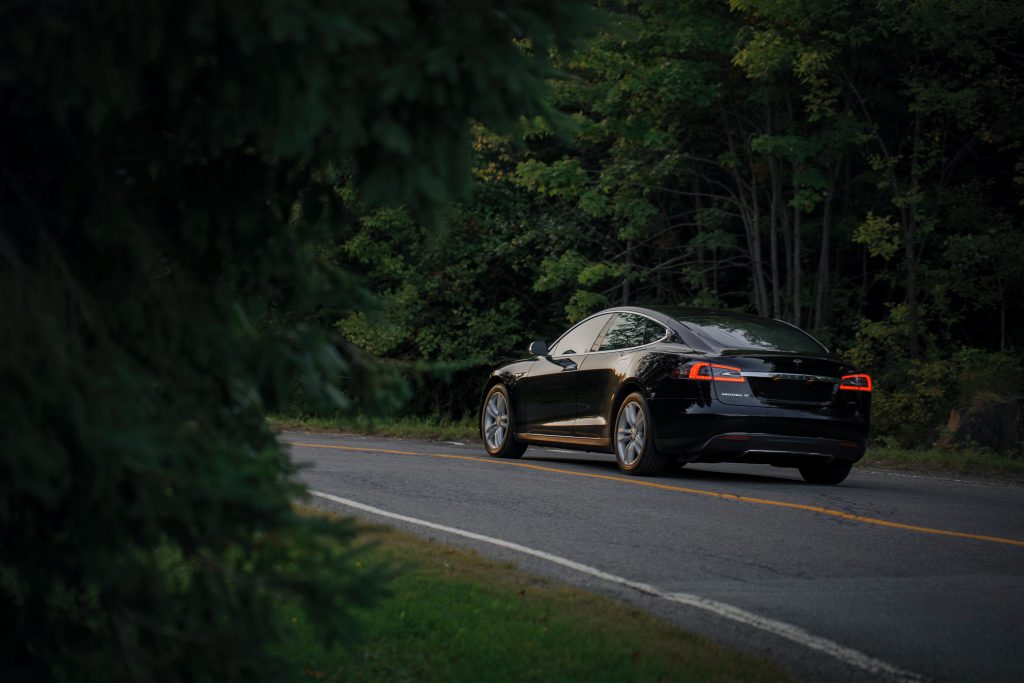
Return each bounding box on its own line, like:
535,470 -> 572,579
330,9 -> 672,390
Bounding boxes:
613,392 -> 669,475
799,460 -> 853,485
480,384 -> 527,459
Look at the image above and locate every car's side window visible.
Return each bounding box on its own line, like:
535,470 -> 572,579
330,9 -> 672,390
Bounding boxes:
549,314 -> 613,356
598,313 -> 652,351
643,318 -> 668,344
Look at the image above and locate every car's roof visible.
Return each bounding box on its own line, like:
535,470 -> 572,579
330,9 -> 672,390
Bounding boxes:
595,305 -> 830,356
599,305 -> 766,323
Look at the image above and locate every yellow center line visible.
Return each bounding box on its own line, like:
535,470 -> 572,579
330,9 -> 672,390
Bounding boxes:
287,440 -> 1024,549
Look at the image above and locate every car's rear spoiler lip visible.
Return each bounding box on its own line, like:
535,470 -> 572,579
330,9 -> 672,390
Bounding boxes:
712,348 -> 834,359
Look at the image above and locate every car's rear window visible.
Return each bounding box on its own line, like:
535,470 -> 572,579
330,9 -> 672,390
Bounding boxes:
676,315 -> 827,355
597,313 -> 667,352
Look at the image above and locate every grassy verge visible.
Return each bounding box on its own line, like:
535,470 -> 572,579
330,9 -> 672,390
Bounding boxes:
861,446 -> 1024,480
267,414 -> 478,441
279,514 -> 791,683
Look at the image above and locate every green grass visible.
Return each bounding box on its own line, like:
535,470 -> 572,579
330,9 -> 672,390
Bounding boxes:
278,516 -> 792,683
267,414 -> 479,441
861,446 -> 1024,480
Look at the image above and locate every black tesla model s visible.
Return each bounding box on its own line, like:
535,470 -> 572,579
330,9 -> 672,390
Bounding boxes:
479,306 -> 871,484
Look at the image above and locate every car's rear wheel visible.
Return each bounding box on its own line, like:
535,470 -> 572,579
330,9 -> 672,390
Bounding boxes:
614,392 -> 669,475
481,384 -> 526,459
799,460 -> 853,485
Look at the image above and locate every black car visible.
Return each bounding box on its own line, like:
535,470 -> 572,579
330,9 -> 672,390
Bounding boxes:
480,306 -> 871,484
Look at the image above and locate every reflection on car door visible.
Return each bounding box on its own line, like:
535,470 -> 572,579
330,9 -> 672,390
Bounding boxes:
574,351 -> 617,438
520,355 -> 584,436
519,313 -> 612,436
575,313 -> 668,439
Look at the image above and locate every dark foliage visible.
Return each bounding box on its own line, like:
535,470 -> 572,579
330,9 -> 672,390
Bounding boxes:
0,1 -> 594,680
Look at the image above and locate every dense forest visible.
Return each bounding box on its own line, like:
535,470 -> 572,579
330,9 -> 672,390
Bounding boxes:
319,0 -> 1024,449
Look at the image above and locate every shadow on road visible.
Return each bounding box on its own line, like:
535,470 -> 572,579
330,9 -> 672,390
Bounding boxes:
665,466 -> 807,487
523,455 -> 619,470
522,453 -> 811,487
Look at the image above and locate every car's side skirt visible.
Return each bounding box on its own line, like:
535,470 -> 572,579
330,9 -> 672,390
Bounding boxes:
516,432 -> 611,451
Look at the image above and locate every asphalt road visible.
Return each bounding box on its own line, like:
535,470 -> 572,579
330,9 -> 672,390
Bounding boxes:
286,431 -> 1024,682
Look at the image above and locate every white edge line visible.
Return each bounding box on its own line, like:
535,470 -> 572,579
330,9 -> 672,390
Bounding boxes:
309,489 -> 920,682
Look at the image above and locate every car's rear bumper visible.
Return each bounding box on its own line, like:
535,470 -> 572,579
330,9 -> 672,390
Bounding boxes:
678,432 -> 864,466
650,400 -> 868,465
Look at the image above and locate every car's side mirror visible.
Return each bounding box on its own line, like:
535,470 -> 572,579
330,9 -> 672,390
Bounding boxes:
528,340 -> 549,357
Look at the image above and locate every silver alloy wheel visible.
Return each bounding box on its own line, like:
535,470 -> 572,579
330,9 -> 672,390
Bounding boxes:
483,391 -> 509,451
616,400 -> 645,466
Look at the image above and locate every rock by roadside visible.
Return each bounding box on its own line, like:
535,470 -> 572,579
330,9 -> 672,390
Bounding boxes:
935,396 -> 1023,456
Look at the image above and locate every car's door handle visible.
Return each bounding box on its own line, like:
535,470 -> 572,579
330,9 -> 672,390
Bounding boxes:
551,357 -> 577,371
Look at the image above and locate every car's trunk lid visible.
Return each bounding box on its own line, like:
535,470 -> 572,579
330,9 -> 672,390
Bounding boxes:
708,352 -> 853,407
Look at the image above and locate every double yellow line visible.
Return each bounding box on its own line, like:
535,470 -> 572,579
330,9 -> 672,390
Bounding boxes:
288,440 -> 1024,549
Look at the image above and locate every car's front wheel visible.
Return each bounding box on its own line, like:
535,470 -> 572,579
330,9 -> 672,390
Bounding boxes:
614,392 -> 669,475
799,460 -> 852,485
481,384 -> 527,459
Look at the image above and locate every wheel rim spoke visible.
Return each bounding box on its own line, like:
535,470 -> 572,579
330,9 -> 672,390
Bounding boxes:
617,412 -> 626,461
616,400 -> 647,466
484,392 -> 509,450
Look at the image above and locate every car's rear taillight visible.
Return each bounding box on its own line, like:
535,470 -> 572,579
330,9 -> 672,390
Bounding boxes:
684,362 -> 746,383
839,374 -> 872,392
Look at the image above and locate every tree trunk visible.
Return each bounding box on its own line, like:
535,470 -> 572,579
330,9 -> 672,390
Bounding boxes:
859,247 -> 867,315
747,182 -> 769,316
765,104 -> 782,319
694,177 -> 706,298
723,113 -> 769,317
782,91 -> 796,323
813,170 -> 836,329
744,130 -> 769,317
903,206 -> 919,359
781,193 -> 792,321
769,157 -> 782,318
622,238 -> 632,305
712,246 -> 719,298
751,200 -> 769,316
905,111 -> 922,359
792,199 -> 802,327
1000,291 -> 1006,352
